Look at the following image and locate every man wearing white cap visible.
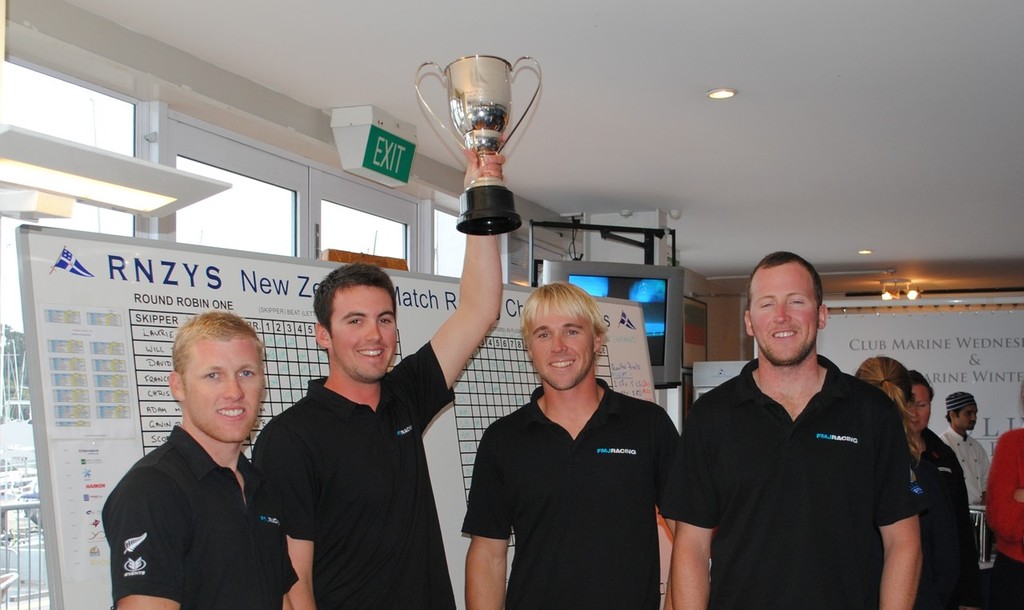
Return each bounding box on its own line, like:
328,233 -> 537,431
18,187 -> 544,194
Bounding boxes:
940,391 -> 991,504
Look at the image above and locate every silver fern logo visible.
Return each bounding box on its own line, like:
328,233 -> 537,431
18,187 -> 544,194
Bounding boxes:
123,532 -> 148,554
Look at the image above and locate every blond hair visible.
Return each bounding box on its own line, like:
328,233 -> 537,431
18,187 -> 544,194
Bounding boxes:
172,311 -> 265,373
855,355 -> 921,462
521,282 -> 607,341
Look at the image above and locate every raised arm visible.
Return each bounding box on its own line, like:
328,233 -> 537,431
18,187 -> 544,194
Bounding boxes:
465,535 -> 509,610
430,151 -> 505,387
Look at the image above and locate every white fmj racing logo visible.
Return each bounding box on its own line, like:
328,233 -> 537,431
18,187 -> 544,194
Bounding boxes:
123,556 -> 147,577
815,433 -> 859,444
123,532 -> 148,554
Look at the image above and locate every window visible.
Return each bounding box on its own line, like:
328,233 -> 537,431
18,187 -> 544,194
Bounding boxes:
168,118 -> 307,257
321,201 -> 406,260
0,63 -> 140,607
310,168 -> 416,267
1,62 -> 135,154
433,208 -> 464,277
175,157 -> 297,256
1,61 -> 136,332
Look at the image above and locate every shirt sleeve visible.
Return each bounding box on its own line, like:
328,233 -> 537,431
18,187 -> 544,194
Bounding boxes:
917,461 -> 960,605
871,393 -> 928,526
651,404 -> 681,507
387,342 -> 456,431
660,403 -> 718,526
986,430 -> 1024,545
252,421 -> 319,541
102,468 -> 189,604
462,426 -> 512,540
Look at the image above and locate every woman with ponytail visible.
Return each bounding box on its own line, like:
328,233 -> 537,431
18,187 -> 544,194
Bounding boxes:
856,356 -> 959,610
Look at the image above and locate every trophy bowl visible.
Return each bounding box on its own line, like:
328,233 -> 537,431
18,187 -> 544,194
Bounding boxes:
416,55 -> 541,235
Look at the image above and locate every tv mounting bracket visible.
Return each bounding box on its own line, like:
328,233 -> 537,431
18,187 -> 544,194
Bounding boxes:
527,218 -> 677,286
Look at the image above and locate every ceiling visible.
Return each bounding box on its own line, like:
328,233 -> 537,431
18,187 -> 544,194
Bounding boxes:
62,0 -> 1024,298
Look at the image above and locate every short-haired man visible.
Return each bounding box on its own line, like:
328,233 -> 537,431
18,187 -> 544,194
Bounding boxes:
252,154 -> 504,609
663,251 -> 924,609
103,311 -> 296,609
909,371 -> 982,610
940,391 -> 991,505
462,282 -> 679,610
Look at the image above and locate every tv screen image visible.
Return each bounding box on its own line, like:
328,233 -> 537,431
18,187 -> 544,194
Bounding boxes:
542,260 -> 684,387
568,274 -> 668,366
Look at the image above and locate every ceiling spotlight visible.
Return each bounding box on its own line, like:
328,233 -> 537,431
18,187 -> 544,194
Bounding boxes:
879,279 -> 922,301
707,88 -> 737,100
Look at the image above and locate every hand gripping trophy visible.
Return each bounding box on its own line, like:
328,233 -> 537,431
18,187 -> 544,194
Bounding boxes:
416,55 -> 541,235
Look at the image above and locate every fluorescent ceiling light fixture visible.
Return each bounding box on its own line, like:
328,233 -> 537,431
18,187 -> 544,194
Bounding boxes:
0,124 -> 231,216
858,249 -> 873,255
707,88 -> 737,100
0,189 -> 75,219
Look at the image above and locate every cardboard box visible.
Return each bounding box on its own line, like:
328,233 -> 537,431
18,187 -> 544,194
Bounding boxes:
320,249 -> 408,271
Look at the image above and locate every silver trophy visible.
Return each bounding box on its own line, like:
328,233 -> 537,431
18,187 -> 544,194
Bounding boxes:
416,55 -> 541,235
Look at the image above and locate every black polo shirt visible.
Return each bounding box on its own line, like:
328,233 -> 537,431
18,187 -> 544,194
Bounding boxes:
252,343 -> 456,609
102,426 -> 296,609
921,427 -> 982,607
661,356 -> 925,609
462,380 -> 679,610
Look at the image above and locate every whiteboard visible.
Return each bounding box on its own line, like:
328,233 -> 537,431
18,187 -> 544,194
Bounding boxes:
17,225 -> 655,609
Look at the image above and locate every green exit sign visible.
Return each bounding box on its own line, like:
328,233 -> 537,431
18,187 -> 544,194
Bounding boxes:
362,125 -> 415,184
332,106 -> 418,188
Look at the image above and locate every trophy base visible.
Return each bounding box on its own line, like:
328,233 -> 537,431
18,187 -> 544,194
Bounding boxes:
457,185 -> 522,235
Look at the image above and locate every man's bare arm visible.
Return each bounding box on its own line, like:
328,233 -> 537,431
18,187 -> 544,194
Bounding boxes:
879,515 -> 922,610
669,522 -> 713,610
465,535 -> 508,610
431,152 -> 505,387
116,595 -> 180,609
283,536 -> 317,610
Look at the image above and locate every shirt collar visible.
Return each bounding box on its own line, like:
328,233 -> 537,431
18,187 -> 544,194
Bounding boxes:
167,425 -> 258,485
522,378 -> 618,429
735,354 -> 849,407
306,376 -> 395,419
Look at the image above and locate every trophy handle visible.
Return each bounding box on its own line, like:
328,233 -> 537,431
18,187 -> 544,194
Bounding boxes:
415,61 -> 468,152
498,56 -> 542,154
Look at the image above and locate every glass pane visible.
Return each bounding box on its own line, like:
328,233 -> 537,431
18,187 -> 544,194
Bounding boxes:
433,209 -> 464,278
1,61 -> 136,330
2,61 -> 135,155
321,200 -> 406,260
1,65 -> 139,609
175,157 -> 296,256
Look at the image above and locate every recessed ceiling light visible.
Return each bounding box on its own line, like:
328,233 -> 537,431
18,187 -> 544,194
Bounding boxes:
707,88 -> 736,100
858,249 -> 873,255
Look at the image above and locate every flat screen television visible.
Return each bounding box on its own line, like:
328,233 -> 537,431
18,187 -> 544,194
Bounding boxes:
540,260 -> 684,387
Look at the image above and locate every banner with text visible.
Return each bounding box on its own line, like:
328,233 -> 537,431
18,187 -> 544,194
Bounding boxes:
819,308 -> 1024,457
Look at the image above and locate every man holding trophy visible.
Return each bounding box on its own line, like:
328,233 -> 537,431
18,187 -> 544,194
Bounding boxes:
252,149 -> 504,610
252,54 -> 538,610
